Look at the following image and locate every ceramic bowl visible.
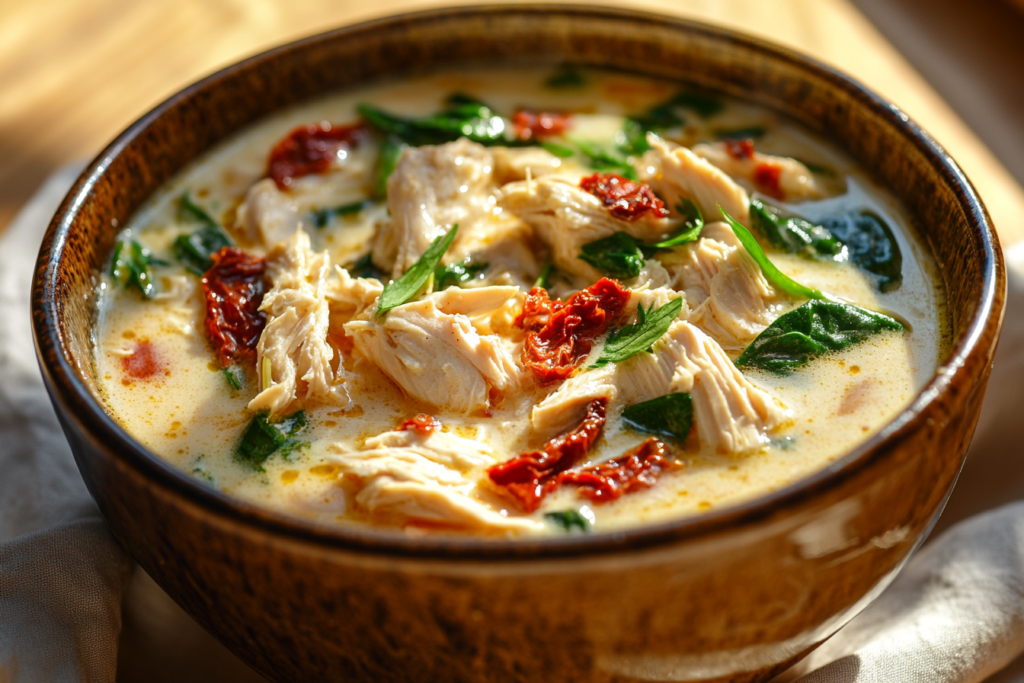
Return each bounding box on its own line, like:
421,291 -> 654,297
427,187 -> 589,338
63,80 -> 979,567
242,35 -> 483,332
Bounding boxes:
32,5 -> 1005,682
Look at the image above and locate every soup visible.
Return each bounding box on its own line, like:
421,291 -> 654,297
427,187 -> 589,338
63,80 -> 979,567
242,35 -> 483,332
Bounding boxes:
94,67 -> 947,536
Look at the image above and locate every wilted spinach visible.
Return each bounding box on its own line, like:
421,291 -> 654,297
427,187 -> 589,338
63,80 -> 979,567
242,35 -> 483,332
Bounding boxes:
820,210 -> 903,292
749,198 -> 844,259
621,393 -> 694,444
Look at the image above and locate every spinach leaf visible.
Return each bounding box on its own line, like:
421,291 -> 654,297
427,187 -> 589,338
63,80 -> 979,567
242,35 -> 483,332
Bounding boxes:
622,393 -> 694,444
236,410 -> 308,469
544,510 -> 591,532
749,198 -> 844,259
622,92 -> 725,156
222,367 -> 243,391
714,126 -> 767,140
374,135 -> 408,199
620,118 -> 654,156
572,139 -> 638,180
720,208 -> 825,301
534,260 -> 555,289
110,240 -> 158,299
735,300 -> 904,374
377,225 -> 458,315
311,200 -> 372,228
541,141 -> 576,158
545,67 -> 587,89
820,210 -> 903,292
173,193 -> 234,275
434,259 -> 488,290
358,98 -> 508,147
668,92 -> 725,118
650,200 -> 705,249
579,232 -> 646,279
590,298 -> 683,368
348,252 -> 387,281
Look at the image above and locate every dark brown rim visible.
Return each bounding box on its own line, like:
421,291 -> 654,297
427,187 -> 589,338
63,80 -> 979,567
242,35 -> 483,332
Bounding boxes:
32,4 -> 1005,561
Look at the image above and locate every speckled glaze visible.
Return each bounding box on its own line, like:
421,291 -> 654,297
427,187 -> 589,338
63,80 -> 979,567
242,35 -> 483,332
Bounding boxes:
32,6 -> 1005,682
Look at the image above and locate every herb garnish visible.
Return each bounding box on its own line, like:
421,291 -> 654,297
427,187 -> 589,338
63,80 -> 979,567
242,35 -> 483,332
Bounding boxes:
376,225 -> 459,315
714,126 -> 767,140
579,232 -> 646,279
110,240 -> 158,299
589,298 -> 683,368
750,198 -> 844,260
434,259 -> 488,290
173,193 -> 234,275
311,200 -> 372,228
348,252 -> 387,281
540,141 -> 576,158
649,200 -> 705,250
544,510 -> 592,532
358,98 -> 508,147
236,410 -> 309,470
735,300 -> 904,374
534,260 -> 555,289
544,67 -> 587,89
621,393 -> 694,444
720,208 -> 825,301
820,210 -> 903,292
572,139 -> 638,180
374,135 -> 408,199
222,367 -> 243,391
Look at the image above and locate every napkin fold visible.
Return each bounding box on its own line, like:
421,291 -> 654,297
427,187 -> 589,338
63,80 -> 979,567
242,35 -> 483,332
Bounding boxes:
3,168 -> 1024,683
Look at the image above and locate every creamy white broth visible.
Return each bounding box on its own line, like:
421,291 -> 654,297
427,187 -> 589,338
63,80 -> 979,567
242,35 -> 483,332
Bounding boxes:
94,67 -> 947,536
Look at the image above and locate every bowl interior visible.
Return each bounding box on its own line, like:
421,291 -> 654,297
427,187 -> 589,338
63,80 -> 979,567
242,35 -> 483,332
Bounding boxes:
33,4 -> 1002,557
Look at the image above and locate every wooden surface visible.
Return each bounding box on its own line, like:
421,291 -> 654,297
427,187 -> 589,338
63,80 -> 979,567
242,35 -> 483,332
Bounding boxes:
2,0 -> 1023,245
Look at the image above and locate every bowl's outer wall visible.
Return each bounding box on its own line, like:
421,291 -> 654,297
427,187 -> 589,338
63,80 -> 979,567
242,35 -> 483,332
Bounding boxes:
32,6 -> 1004,683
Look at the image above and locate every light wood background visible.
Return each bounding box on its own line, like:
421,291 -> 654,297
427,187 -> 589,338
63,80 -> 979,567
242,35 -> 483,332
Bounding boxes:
2,0 -> 1022,245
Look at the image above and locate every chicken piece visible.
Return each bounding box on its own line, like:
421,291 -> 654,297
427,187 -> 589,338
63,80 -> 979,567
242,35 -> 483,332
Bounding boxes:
627,286 -> 690,322
327,266 -> 384,318
636,134 -> 750,225
344,287 -> 523,413
328,427 -> 538,531
531,320 -> 785,454
373,139 -> 497,278
249,230 -> 348,417
692,141 -> 825,203
663,221 -> 777,351
447,212 -> 543,291
492,146 -> 566,184
236,178 -> 302,247
498,176 -> 677,282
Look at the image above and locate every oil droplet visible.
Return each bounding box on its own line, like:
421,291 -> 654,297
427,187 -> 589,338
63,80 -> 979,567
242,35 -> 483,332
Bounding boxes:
310,464 -> 340,477
849,365 -> 861,375
697,501 -> 712,510
281,470 -> 299,484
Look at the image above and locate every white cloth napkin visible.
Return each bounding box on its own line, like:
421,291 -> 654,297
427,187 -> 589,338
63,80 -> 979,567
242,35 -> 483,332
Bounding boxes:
3,168 -> 1024,683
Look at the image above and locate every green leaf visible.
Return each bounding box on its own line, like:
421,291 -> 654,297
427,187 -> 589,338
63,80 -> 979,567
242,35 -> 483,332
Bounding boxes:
572,139 -> 638,180
540,141 -> 576,158
374,135 -> 408,199
236,410 -> 308,469
178,192 -> 220,228
358,99 -> 509,147
110,240 -> 158,299
590,298 -> 683,368
172,224 -> 234,275
720,208 -> 825,301
377,225 -> 459,315
622,393 -> 694,444
222,367 -> 242,391
434,259 -> 488,290
668,92 -> 724,118
311,200 -> 373,228
735,300 -> 904,374
534,260 -> 555,289
278,440 -> 311,461
820,210 -> 903,292
749,198 -> 844,260
545,67 -> 587,89
650,200 -> 705,249
714,126 -> 767,140
544,510 -> 591,532
579,232 -> 646,279
348,252 -> 387,280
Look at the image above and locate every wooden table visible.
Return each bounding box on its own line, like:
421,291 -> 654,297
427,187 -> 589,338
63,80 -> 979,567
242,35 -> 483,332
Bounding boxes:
2,0 -> 1023,245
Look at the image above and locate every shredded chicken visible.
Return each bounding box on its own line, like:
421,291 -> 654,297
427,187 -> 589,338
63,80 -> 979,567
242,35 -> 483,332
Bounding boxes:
236,178 -> 303,247
499,176 -> 677,282
374,139 -> 497,278
531,319 -> 785,454
661,221 -> 778,351
692,141 -> 825,202
344,287 -> 523,413
447,212 -> 543,291
492,146 -> 565,184
249,230 -> 348,417
327,427 -> 538,531
636,134 -> 750,225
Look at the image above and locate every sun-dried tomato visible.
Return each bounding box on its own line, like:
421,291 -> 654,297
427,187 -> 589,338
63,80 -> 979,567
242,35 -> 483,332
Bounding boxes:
579,173 -> 668,221
754,162 -> 784,200
487,398 -> 607,512
512,109 -> 571,141
724,138 -> 756,161
398,414 -> 442,434
557,437 -> 676,504
518,279 -> 630,385
202,248 -> 267,368
121,340 -> 163,381
268,122 -> 367,190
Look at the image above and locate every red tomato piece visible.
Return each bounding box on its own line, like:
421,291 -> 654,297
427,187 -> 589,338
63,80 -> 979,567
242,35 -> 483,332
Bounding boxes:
267,122 -> 367,190
579,173 -> 668,221
398,414 -> 442,434
202,248 -> 267,368
487,398 -> 607,512
512,109 -> 571,140
557,437 -> 676,504
724,138 -> 756,160
754,162 -> 785,200
518,278 -> 630,385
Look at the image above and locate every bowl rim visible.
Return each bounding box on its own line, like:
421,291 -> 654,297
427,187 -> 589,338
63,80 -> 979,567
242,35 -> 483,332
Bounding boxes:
32,3 -> 1005,561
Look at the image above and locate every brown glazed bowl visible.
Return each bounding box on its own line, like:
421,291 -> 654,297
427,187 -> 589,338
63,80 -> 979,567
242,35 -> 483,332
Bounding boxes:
32,5 -> 1004,682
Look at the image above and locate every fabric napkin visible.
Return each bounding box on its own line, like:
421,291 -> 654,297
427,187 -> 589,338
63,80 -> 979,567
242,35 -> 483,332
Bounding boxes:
3,167 -> 1024,683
